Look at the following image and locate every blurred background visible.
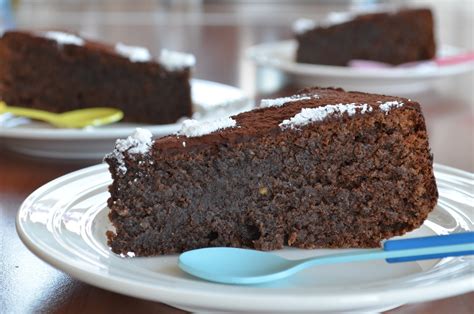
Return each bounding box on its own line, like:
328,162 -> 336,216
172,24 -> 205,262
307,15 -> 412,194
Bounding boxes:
0,2 -> 473,313
0,0 -> 473,170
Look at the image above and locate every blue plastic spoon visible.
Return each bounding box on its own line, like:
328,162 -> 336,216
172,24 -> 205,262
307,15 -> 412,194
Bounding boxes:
179,232 -> 474,285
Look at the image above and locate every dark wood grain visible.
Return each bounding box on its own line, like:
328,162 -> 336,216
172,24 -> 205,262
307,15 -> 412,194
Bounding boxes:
1,1 -> 473,313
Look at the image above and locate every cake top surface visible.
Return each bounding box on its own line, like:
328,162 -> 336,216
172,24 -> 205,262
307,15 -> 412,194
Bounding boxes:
105,87 -> 418,174
294,8 -> 432,35
151,87 -> 417,152
1,30 -> 195,70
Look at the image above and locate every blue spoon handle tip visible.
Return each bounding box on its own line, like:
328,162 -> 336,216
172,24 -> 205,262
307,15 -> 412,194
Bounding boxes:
384,232 -> 474,263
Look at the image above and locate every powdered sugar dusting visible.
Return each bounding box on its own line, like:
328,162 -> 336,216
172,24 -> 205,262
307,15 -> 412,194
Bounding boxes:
179,117 -> 237,138
260,94 -> 318,108
324,12 -> 355,27
42,31 -> 84,46
159,49 -> 196,71
280,103 -> 372,129
379,101 -> 404,113
115,42 -> 152,62
293,12 -> 355,34
106,128 -> 153,174
293,18 -> 317,34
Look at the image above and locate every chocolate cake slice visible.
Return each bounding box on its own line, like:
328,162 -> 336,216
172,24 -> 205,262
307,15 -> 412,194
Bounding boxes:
0,30 -> 194,124
295,8 -> 436,66
105,87 -> 438,256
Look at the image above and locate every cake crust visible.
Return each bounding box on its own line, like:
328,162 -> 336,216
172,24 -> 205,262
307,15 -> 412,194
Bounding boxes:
106,87 -> 438,256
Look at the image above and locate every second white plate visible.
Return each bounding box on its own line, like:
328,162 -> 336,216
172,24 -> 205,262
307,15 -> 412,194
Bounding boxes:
0,79 -> 252,161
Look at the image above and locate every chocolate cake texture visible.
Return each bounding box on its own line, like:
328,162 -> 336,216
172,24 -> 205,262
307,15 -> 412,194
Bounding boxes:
295,8 -> 436,66
105,87 -> 438,256
0,30 -> 194,124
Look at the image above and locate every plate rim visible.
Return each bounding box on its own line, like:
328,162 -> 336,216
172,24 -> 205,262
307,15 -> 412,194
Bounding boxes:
246,39 -> 474,80
15,163 -> 474,312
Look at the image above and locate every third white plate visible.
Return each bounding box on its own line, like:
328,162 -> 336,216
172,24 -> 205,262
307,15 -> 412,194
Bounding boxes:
246,40 -> 474,94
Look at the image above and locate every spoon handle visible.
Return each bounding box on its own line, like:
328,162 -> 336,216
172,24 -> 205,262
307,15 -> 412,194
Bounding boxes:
297,232 -> 474,271
384,232 -> 474,263
0,101 -> 56,122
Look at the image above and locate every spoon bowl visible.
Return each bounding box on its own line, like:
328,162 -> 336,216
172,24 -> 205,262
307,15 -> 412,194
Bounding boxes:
55,107 -> 124,128
179,248 -> 295,284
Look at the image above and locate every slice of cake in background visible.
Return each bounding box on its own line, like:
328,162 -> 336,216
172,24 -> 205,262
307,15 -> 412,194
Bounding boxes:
294,8 -> 436,66
0,30 -> 195,124
105,87 -> 438,256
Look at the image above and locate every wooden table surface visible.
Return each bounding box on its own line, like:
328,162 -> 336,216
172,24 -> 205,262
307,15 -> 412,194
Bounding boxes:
1,1 -> 473,313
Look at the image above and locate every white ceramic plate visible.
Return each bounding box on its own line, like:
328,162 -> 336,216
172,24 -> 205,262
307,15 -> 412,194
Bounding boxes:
246,40 -> 474,94
0,79 -> 252,161
16,163 -> 474,313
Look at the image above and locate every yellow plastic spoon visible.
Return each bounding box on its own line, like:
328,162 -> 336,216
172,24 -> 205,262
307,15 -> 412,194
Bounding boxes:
0,101 -> 124,128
